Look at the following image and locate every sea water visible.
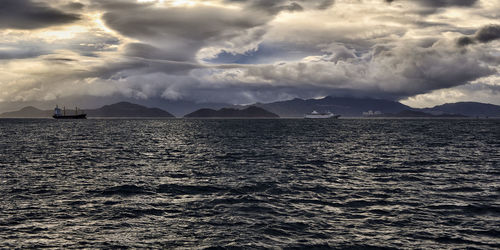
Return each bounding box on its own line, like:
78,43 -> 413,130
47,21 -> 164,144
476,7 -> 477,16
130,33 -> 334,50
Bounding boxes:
0,118 -> 499,248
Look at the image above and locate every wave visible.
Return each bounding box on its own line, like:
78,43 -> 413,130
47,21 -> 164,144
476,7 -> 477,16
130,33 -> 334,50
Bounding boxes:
97,184 -> 153,196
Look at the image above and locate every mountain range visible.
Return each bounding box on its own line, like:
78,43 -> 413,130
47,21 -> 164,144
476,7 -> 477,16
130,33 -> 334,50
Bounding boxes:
1,97 -> 499,118
185,106 -> 279,118
248,97 -> 409,117
378,110 -> 467,118
420,102 -> 500,117
245,97 -> 500,117
0,102 -> 174,118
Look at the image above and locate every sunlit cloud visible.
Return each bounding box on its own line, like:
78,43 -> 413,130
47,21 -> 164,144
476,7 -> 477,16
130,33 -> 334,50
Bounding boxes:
0,0 -> 498,111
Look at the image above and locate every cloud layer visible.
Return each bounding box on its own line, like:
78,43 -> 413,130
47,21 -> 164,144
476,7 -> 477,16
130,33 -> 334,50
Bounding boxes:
0,0 -> 80,29
0,0 -> 499,110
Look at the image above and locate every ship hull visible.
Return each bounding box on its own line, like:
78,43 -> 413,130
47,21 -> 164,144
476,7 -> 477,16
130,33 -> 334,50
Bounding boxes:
53,114 -> 87,119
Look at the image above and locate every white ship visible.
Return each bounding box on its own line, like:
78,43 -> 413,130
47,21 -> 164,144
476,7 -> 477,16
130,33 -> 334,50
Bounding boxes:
304,111 -> 340,119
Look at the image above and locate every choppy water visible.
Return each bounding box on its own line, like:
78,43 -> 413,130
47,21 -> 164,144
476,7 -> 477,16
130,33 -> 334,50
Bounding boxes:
0,118 -> 499,249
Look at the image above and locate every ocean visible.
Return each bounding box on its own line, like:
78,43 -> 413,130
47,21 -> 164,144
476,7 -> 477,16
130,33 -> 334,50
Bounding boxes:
0,118 -> 499,249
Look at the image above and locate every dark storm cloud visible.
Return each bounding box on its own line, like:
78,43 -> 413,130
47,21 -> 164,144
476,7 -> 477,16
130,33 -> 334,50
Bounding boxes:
63,2 -> 85,11
102,4 -> 270,61
239,0 -> 304,13
0,46 -> 49,60
88,57 -> 202,81
220,40 -> 496,101
457,24 -> 500,46
316,0 -> 335,10
97,0 -> 337,63
2,0 -> 498,108
457,36 -> 475,46
280,3 -> 304,12
224,0 -> 334,13
103,6 -> 266,40
414,0 -> 478,8
386,0 -> 477,7
124,43 -> 188,62
475,25 -> 500,43
386,0 -> 479,15
207,42 -> 323,64
88,0 -> 141,9
44,58 -> 77,62
88,0 -> 495,103
0,0 -> 80,29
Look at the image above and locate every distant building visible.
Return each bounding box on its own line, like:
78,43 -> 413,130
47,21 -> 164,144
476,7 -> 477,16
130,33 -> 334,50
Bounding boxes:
362,110 -> 382,116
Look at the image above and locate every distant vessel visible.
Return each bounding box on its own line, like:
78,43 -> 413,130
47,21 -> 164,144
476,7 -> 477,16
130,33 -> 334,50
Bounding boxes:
53,105 -> 86,119
304,111 -> 340,119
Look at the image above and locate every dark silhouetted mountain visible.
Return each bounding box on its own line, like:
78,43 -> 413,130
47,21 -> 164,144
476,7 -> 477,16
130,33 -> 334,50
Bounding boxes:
0,106 -> 52,118
378,110 -> 467,118
126,98 -> 230,117
422,102 -> 500,117
0,102 -> 174,118
87,102 -> 174,117
185,106 -> 279,118
250,96 -> 411,117
3,99 -> 500,118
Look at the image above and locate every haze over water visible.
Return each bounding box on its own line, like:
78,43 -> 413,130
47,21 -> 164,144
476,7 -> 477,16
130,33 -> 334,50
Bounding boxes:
0,119 -> 499,248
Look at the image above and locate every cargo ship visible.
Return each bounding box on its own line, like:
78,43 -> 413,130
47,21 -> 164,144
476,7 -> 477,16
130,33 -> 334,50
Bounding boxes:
304,110 -> 340,119
53,105 -> 86,119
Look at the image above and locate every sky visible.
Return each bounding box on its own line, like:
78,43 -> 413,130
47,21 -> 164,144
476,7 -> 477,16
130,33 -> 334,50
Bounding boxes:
0,0 -> 499,111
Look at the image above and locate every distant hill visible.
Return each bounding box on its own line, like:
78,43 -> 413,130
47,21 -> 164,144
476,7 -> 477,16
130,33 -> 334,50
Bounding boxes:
422,102 -> 500,117
250,96 -> 411,117
2,99 -> 499,118
0,106 -> 52,118
375,110 -> 467,118
87,102 -> 174,117
185,106 -> 279,118
130,99 -> 230,117
0,102 -> 174,118
246,96 -> 500,117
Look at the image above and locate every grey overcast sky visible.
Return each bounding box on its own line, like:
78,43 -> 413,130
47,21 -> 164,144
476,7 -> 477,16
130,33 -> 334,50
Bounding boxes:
0,0 -> 499,110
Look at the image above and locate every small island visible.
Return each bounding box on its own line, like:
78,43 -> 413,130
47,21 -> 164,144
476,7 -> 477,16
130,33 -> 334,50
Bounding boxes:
184,106 -> 279,118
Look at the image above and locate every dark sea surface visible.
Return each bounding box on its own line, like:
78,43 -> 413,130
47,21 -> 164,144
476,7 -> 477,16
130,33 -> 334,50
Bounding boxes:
0,118 -> 499,249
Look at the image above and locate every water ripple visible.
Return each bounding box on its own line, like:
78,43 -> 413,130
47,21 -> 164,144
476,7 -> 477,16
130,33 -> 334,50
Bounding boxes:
0,118 -> 499,248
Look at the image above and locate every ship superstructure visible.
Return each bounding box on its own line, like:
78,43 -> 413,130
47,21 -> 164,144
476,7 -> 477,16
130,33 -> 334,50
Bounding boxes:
304,110 -> 340,119
53,105 -> 87,119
